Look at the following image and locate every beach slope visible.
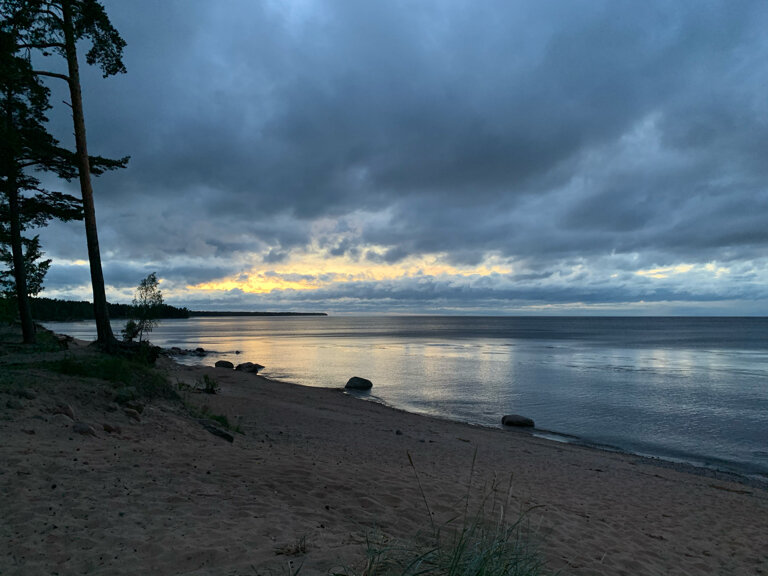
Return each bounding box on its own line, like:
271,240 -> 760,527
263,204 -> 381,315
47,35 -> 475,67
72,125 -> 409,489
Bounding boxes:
1,337 -> 766,575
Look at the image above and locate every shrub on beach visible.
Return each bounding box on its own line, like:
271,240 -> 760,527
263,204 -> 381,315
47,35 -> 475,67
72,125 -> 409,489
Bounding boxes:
122,272 -> 164,343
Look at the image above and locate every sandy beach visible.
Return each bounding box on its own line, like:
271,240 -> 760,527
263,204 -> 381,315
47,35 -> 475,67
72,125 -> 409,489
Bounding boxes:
1,335 -> 767,575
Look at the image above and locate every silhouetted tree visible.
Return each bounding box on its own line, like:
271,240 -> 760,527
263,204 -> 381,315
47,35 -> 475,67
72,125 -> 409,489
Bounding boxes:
122,272 -> 163,343
0,233 -> 49,298
0,17 -> 124,343
3,0 -> 128,349
0,29 -> 39,341
0,26 -> 82,342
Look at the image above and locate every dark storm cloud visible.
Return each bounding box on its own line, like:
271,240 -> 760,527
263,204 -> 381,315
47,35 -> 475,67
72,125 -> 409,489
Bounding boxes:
35,0 -> 768,310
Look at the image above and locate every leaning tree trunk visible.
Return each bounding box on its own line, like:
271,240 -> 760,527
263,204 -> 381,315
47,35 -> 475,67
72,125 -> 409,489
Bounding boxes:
6,178 -> 36,344
62,2 -> 115,349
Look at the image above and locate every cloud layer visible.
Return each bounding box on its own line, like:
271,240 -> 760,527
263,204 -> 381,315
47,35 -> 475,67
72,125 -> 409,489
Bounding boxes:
36,0 -> 768,313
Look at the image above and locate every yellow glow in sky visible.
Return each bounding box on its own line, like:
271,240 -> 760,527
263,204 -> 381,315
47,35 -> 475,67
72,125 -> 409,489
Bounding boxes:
635,264 -> 694,279
704,263 -> 730,278
635,263 -> 732,280
191,252 -> 512,294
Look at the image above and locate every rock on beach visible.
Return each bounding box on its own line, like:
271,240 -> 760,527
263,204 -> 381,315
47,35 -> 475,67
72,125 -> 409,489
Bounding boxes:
235,362 -> 264,374
501,414 -> 535,427
345,376 -> 373,390
215,360 -> 235,369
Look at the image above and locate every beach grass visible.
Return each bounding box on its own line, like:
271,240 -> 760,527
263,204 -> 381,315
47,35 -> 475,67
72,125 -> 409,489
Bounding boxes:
0,322 -> 63,356
335,503 -> 546,576
335,451 -> 548,576
174,375 -> 245,433
44,354 -> 177,400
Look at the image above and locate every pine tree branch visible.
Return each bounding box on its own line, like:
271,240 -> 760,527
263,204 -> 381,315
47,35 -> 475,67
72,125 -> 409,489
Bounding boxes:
41,8 -> 65,24
32,70 -> 70,82
18,42 -> 66,50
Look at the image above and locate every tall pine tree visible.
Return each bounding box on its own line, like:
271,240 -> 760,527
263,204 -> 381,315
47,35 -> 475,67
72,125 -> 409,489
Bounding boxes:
0,20 -> 124,344
0,27 -> 69,342
4,0 -> 128,349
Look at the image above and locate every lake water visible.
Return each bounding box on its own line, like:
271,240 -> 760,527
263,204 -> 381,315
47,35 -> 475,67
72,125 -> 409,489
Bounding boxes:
46,316 -> 768,480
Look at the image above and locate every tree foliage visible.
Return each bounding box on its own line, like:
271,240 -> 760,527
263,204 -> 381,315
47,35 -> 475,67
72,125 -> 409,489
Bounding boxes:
0,22 -> 82,341
2,0 -> 129,349
1,9 -> 126,343
122,273 -> 164,343
5,0 -> 126,76
0,234 -> 49,297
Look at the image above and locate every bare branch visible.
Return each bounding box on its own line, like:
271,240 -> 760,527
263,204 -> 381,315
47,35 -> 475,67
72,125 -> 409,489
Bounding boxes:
18,42 -> 66,50
42,8 -> 64,23
40,1 -> 64,17
19,161 -> 39,169
32,70 -> 70,83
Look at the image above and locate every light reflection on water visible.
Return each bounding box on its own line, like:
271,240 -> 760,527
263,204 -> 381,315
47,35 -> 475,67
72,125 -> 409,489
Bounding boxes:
45,316 -> 768,478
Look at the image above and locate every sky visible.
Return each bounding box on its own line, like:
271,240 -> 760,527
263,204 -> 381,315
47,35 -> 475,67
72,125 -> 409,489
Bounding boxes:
32,0 -> 768,314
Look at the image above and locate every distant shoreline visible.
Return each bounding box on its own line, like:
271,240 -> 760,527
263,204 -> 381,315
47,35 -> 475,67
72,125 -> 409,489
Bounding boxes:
28,297 -> 327,321
188,311 -> 327,317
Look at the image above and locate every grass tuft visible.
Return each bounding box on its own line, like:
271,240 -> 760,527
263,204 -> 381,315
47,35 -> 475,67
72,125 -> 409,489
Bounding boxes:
200,374 -> 220,394
341,508 -> 545,576
335,452 -> 548,576
208,412 -> 230,429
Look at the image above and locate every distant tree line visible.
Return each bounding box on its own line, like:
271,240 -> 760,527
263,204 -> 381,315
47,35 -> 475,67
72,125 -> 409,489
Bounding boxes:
23,299 -> 325,321
30,297 -> 189,322
189,311 -> 327,317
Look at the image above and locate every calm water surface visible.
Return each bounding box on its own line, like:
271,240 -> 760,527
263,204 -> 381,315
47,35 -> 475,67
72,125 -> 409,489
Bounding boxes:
46,316 -> 768,479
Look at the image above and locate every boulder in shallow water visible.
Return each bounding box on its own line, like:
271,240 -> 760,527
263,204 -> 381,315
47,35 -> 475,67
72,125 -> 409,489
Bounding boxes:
501,414 -> 535,428
235,362 -> 264,374
345,376 -> 373,390
215,360 -> 234,369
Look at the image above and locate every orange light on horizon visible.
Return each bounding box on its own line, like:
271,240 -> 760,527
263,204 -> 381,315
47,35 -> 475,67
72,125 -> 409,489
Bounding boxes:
189,251 -> 513,294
